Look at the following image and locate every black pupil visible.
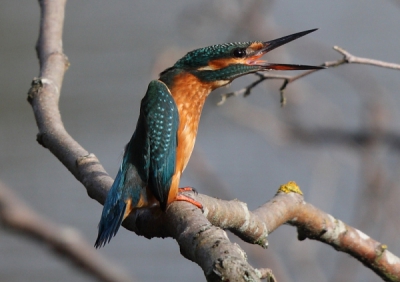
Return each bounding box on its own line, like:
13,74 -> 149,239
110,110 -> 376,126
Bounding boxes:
233,48 -> 246,58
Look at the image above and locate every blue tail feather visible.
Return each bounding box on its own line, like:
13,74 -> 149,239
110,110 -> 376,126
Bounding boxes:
95,170 -> 128,248
95,159 -> 146,248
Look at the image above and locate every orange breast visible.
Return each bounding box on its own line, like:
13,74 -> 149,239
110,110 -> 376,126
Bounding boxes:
171,72 -> 213,173
166,72 -> 213,204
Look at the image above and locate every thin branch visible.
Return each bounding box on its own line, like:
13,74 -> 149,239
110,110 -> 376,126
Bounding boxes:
218,45 -> 400,106
0,181 -> 132,282
217,73 -> 287,106
333,45 -> 400,70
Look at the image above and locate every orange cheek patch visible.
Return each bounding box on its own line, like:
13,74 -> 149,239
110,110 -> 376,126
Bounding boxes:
208,58 -> 244,69
245,42 -> 266,62
249,42 -> 264,50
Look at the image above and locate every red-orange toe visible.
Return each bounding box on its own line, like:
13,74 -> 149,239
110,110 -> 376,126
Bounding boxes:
175,194 -> 203,210
178,186 -> 198,194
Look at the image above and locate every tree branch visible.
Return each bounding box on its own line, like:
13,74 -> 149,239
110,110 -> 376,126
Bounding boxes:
28,1 -> 264,280
333,45 -> 400,70
261,183 -> 400,282
218,45 -> 400,106
125,182 -> 400,281
0,181 -> 132,282
194,182 -> 400,281
29,0 -> 111,205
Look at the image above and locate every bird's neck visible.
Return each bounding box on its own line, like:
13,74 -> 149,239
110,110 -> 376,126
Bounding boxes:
169,71 -> 212,116
160,68 -> 229,104
159,70 -> 216,124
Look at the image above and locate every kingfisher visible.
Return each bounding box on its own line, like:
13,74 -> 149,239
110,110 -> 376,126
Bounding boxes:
95,28 -> 322,248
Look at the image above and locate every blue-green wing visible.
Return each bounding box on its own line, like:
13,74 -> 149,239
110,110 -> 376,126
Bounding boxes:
134,80 -> 179,210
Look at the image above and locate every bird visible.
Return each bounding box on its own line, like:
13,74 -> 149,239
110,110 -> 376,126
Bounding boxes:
95,28 -> 323,248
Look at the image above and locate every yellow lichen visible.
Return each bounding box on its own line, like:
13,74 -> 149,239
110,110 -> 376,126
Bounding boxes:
277,181 -> 303,195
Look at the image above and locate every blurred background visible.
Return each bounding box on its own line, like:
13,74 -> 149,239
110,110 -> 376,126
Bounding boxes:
1,0 -> 400,281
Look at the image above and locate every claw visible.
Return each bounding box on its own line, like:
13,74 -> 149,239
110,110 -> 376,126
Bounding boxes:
175,194 -> 203,211
178,186 -> 198,194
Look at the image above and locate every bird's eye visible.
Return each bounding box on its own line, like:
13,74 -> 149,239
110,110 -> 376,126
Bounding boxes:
232,48 -> 246,58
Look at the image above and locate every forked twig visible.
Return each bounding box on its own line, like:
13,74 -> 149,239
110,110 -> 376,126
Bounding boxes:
219,45 -> 400,106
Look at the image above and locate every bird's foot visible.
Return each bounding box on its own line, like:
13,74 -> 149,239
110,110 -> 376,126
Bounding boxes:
178,186 -> 198,194
175,193 -> 203,211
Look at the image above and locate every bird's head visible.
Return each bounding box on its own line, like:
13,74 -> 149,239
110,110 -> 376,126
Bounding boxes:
160,29 -> 323,89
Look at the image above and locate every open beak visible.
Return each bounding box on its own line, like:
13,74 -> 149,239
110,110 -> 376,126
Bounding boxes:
247,28 -> 324,71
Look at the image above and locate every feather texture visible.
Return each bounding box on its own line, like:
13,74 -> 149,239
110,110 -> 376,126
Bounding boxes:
95,80 -> 179,247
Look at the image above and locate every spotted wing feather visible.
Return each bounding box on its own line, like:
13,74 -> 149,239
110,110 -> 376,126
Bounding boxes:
139,80 -> 179,210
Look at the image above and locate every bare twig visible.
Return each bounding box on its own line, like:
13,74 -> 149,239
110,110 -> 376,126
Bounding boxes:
218,45 -> 400,106
333,45 -> 400,70
217,73 -> 285,106
0,181 -> 132,282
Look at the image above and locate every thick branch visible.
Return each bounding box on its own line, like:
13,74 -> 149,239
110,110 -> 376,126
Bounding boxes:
186,183 -> 400,281
122,198 -> 263,281
123,186 -> 400,281
29,0 -> 111,204
0,181 -> 132,282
